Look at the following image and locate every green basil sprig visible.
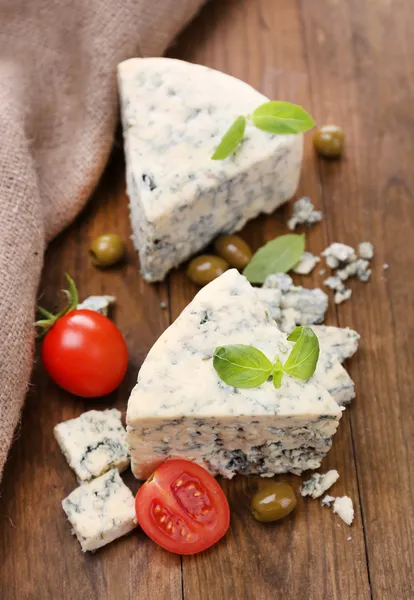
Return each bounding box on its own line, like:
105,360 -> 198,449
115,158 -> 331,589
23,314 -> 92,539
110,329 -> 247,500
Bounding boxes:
243,234 -> 305,284
213,326 -> 319,389
213,345 -> 273,389
212,101 -> 315,160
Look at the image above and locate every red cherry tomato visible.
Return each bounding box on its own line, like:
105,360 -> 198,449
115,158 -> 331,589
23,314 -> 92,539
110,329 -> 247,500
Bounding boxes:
41,309 -> 128,397
136,460 -> 230,555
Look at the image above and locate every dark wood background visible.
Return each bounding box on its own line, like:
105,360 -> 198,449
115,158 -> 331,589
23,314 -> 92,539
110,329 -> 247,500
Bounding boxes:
1,0 -> 413,598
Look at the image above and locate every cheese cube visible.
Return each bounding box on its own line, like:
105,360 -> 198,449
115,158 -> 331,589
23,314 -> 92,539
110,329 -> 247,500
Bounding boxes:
62,469 -> 136,551
127,270 -> 343,480
118,58 -> 303,281
54,409 -> 129,482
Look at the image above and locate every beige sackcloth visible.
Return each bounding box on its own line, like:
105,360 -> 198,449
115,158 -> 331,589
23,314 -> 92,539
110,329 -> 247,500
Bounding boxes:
0,0 -> 206,479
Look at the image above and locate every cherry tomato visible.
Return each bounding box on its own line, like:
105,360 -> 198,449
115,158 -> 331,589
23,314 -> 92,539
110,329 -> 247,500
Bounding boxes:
136,460 -> 230,555
41,309 -> 128,397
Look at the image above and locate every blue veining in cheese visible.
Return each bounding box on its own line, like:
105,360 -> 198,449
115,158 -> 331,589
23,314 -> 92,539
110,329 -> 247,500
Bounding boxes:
127,270 -> 343,480
118,58 -> 303,281
62,469 -> 136,551
54,409 -> 129,482
312,325 -> 360,363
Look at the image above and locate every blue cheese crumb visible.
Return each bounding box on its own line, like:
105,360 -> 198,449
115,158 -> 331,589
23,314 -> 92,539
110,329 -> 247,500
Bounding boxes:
300,469 -> 339,499
77,296 -> 116,316
333,496 -> 354,525
293,252 -> 320,275
259,274 -> 328,328
287,197 -> 323,230
358,242 -> 374,260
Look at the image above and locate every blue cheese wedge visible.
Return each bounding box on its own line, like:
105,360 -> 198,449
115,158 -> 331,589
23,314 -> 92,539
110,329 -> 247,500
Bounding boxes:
54,409 -> 129,482
118,58 -> 303,282
300,469 -> 339,499
62,469 -> 136,551
127,270 -> 343,480
312,326 -> 360,363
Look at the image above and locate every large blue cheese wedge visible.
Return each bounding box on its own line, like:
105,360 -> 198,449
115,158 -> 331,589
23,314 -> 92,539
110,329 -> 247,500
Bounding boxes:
127,270 -> 343,480
118,58 -> 303,281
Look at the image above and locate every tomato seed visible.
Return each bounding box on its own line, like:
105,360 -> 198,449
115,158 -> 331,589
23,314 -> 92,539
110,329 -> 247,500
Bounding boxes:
175,479 -> 183,487
193,491 -> 201,497
154,505 -> 161,513
166,522 -> 172,530
180,527 -> 186,536
160,516 -> 166,523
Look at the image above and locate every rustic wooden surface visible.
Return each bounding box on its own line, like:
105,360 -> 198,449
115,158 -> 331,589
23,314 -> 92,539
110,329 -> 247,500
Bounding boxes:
1,0 -> 413,598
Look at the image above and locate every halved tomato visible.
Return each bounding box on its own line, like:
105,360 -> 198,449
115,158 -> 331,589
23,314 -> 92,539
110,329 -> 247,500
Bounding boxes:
135,460 -> 230,555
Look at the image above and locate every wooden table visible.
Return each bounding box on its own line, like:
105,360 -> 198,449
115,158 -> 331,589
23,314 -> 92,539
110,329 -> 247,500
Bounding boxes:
1,0 -> 413,598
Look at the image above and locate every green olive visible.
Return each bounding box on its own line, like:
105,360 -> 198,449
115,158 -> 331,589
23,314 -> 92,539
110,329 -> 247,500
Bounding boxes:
313,124 -> 345,159
187,255 -> 229,286
89,233 -> 125,268
214,235 -> 253,269
251,482 -> 297,523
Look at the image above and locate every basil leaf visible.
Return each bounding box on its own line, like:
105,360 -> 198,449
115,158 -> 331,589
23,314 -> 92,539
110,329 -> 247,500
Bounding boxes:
272,358 -> 284,389
212,116 -> 246,160
284,326 -> 319,381
252,101 -> 315,134
243,234 -> 305,284
213,344 -> 273,388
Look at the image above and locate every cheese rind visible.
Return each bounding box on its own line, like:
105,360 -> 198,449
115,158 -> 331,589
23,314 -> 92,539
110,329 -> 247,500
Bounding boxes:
62,469 -> 136,551
127,270 -> 342,479
118,58 -> 303,282
54,409 -> 129,482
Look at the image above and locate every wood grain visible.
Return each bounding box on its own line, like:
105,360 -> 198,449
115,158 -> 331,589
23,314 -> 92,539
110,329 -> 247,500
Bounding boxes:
1,0 -> 413,598
300,0 -> 414,597
0,155 -> 182,600
168,2 -> 370,599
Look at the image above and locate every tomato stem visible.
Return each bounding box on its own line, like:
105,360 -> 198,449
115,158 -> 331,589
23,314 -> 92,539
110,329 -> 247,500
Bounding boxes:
35,273 -> 79,337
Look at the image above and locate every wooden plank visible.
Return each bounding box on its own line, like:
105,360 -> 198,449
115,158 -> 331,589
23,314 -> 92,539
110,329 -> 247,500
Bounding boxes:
168,1 -> 371,599
1,1 -> 412,598
0,152 -> 181,600
300,1 -> 414,598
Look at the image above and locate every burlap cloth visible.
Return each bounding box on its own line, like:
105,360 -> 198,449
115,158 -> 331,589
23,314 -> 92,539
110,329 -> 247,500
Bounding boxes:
0,0 -> 206,480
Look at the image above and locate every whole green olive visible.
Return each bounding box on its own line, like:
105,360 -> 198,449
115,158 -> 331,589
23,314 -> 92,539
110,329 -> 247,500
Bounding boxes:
313,124 -> 345,159
187,255 -> 229,286
89,233 -> 125,268
251,482 -> 297,523
214,235 -> 253,269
